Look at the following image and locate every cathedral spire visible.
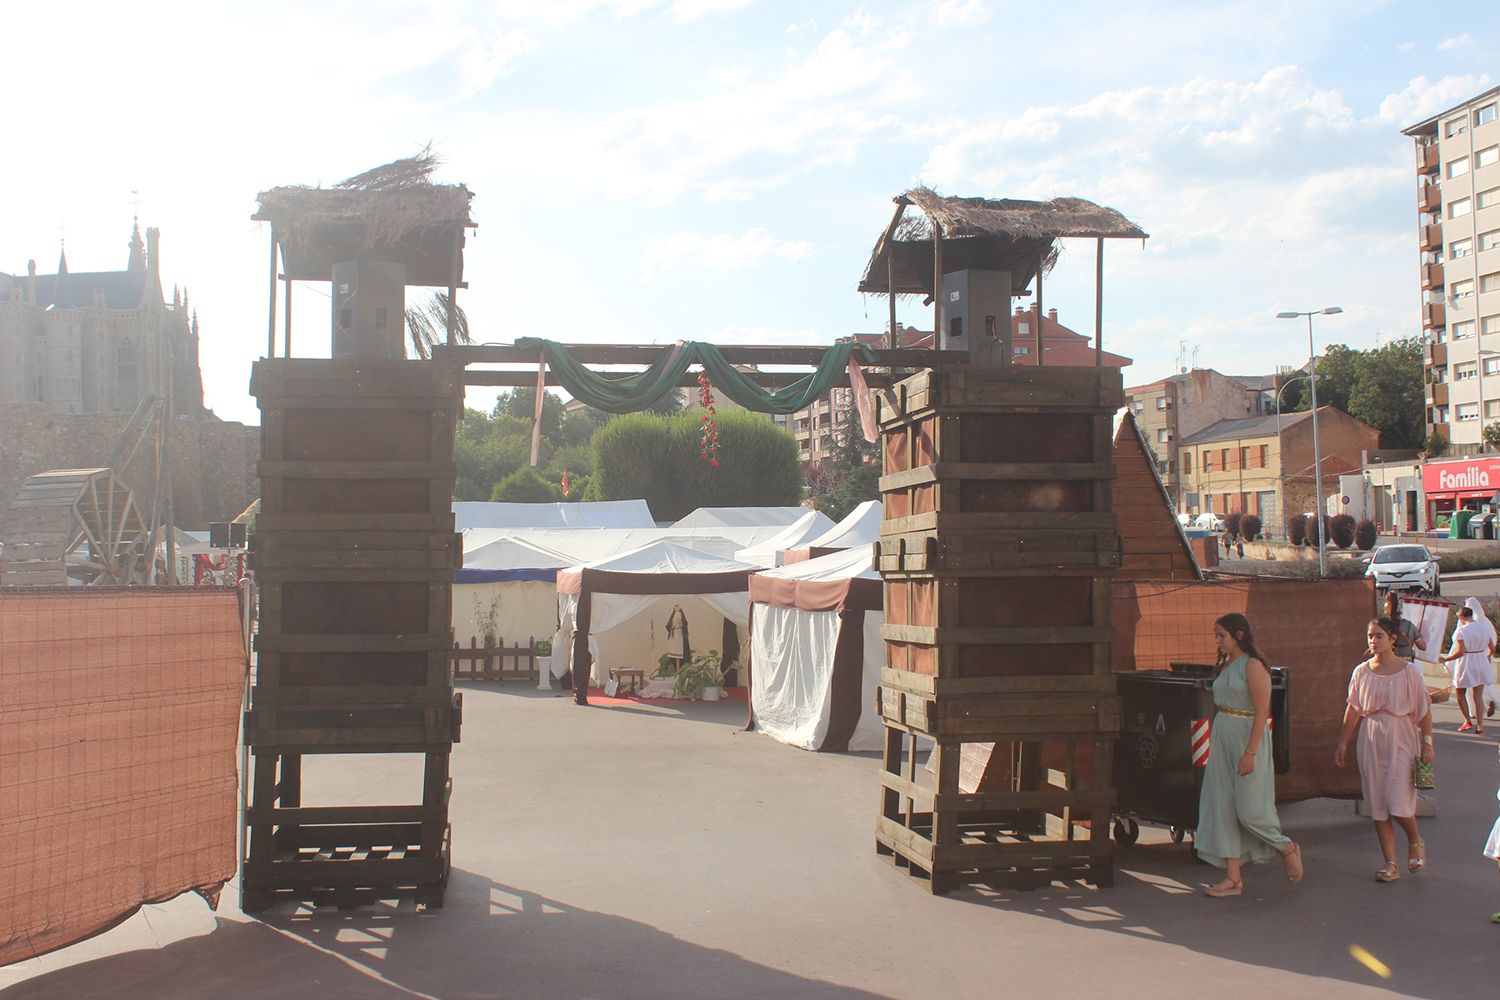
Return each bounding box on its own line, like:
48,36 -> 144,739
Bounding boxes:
127,219 -> 145,273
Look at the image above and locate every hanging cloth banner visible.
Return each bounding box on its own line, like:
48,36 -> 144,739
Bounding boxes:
514,337 -> 878,415
848,355 -> 877,444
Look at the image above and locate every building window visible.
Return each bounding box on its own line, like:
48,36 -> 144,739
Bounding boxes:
1012,345 -> 1030,356
1487,400 -> 1500,419
1478,104 -> 1498,127
1455,361 -> 1478,381
1481,230 -> 1500,253
1259,444 -> 1269,467
1447,116 -> 1469,138
1450,197 -> 1472,219
1450,156 -> 1471,179
116,340 -> 137,383
1431,365 -> 1448,384
1453,278 -> 1475,301
1454,320 -> 1477,340
1238,446 -> 1249,468
1482,272 -> 1500,294
1183,452 -> 1192,475
1156,428 -> 1170,443
1484,315 -> 1500,336
1479,145 -> 1500,169
1220,448 -> 1229,470
1432,325 -> 1448,344
1130,399 -> 1144,413
1485,358 -> 1500,376
1432,405 -> 1448,423
1155,397 -> 1167,411
1451,238 -> 1473,259
1480,187 -> 1500,210
1202,450 -> 1213,472
1458,403 -> 1480,422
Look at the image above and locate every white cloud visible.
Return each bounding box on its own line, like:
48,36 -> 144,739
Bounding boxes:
1436,33 -> 1472,52
933,0 -> 990,26
670,0 -> 753,22
642,228 -> 812,277
1398,41 -> 1415,54
1377,74 -> 1493,126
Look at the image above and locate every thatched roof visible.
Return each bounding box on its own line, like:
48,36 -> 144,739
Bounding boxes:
858,187 -> 1147,297
253,150 -> 475,286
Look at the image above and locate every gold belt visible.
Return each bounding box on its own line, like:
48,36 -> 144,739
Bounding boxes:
1216,706 -> 1256,718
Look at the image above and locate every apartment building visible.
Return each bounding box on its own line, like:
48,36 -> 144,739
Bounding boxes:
1124,369 -> 1276,503
1404,86 -> 1500,448
1176,406 -> 1380,527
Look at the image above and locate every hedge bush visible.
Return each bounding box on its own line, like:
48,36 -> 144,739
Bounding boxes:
1354,518 -> 1378,551
1241,514 -> 1262,541
1329,514 -> 1356,549
1225,511 -> 1243,538
1288,514 -> 1307,546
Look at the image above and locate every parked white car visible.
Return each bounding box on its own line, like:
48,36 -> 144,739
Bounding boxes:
1364,544 -> 1440,594
1186,513 -> 1225,532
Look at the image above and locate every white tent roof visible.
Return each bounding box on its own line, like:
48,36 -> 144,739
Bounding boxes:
733,510 -> 837,566
562,539 -> 759,578
756,543 -> 878,583
462,526 -> 791,564
800,500 -> 882,550
672,506 -> 815,529
453,500 -> 655,530
463,535 -> 575,571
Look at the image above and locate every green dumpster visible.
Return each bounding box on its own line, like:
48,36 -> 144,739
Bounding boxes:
1452,509 -> 1475,539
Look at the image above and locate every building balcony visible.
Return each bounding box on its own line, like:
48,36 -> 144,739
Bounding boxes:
1419,184 -> 1441,213
1423,261 -> 1445,290
1418,143 -> 1440,174
1421,223 -> 1443,251
1425,342 -> 1448,367
1428,382 -> 1450,407
1424,301 -> 1446,330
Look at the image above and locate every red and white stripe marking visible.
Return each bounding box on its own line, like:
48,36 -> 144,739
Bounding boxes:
1191,719 -> 1212,767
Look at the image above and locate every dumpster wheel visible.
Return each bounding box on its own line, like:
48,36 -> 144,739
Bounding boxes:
1169,826 -> 1188,844
1111,816 -> 1139,846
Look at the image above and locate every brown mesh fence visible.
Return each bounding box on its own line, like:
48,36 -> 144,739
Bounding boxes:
1112,577 -> 1375,801
0,587 -> 246,966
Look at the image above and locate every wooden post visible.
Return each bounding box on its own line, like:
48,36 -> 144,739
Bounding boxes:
1095,238 -> 1104,368
283,276 -> 293,359
1035,250 -> 1044,365
266,231 -> 278,360
931,221 -> 943,346
446,228 -> 462,347
881,198 -> 908,352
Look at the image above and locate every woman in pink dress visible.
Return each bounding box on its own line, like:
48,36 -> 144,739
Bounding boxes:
1335,616 -> 1435,882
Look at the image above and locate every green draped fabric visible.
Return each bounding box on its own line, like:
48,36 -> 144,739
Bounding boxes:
514,338 -> 877,415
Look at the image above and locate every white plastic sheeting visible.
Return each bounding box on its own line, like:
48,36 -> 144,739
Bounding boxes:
672,507 -> 815,529
453,500 -> 655,530
732,510 -> 837,567
799,500 -> 882,550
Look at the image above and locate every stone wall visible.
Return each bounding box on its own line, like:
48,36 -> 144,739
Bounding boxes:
0,402 -> 258,535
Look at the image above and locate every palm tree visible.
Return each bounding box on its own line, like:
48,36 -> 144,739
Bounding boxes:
404,291 -> 470,360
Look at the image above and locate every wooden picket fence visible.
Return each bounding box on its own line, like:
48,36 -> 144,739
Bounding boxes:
451,635 -> 543,681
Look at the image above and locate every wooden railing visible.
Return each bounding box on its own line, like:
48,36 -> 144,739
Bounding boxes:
451,635 -> 542,681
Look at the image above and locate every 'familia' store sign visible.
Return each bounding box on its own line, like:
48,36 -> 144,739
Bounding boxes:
1422,457 -> 1500,512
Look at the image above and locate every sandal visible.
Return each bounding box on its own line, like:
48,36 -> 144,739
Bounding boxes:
1281,841 -> 1304,884
1408,839 -> 1426,873
1376,862 -> 1401,882
1459,721 -> 1474,733
1203,879 -> 1242,897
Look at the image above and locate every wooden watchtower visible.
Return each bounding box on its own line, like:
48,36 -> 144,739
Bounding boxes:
241,154 -> 474,910
864,190 -> 1149,893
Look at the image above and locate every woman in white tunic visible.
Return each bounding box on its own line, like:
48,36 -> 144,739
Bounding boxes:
1442,605 -> 1496,734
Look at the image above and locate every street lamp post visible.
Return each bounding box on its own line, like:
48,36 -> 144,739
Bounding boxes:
1277,307 -> 1344,578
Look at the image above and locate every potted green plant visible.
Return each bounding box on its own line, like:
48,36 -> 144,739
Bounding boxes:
533,638 -> 553,691
674,649 -> 726,702
655,652 -> 680,677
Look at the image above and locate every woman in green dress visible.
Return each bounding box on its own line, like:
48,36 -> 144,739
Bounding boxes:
1197,612 -> 1303,896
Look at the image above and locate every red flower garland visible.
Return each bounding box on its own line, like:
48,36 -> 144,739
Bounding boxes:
697,370 -> 720,467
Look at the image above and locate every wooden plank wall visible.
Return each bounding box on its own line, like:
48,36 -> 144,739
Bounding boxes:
1112,412 -> 1200,581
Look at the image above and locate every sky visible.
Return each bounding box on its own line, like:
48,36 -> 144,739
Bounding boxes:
1,0 -> 1494,425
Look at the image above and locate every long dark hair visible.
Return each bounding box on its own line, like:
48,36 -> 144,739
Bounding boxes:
1215,612 -> 1269,669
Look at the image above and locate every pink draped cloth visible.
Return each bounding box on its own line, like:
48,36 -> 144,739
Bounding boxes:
1347,661 -> 1428,820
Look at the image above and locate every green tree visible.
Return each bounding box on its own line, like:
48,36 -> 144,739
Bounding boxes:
1347,337 -> 1424,449
492,388 -> 566,446
454,409 -> 543,500
1484,421 -> 1500,452
591,409 -> 802,521
491,466 -> 562,502
1286,344 -> 1360,414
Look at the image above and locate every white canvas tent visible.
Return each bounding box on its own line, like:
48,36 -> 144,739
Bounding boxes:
732,509 -> 836,568
454,536 -> 575,647
673,507 -> 814,529
748,543 -> 883,752
554,541 -> 757,698
782,500 -> 883,564
453,500 -> 655,531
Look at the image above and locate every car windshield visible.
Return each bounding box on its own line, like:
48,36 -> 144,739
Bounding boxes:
1373,546 -> 1430,564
